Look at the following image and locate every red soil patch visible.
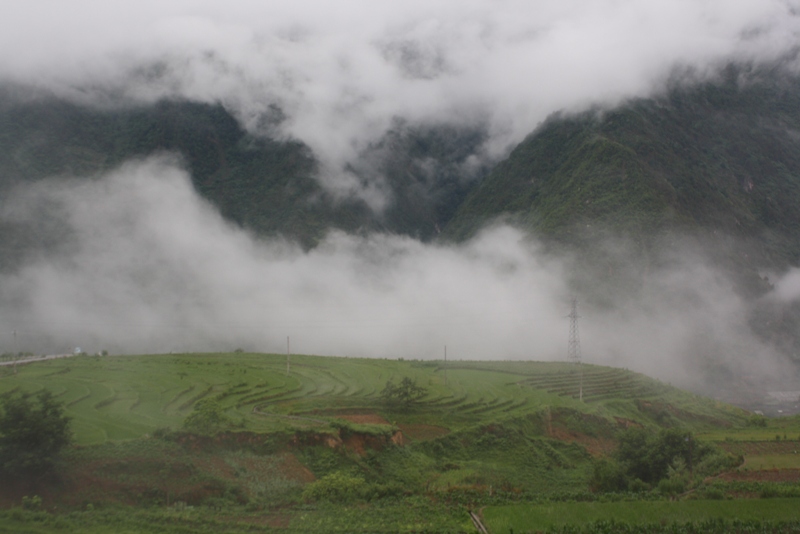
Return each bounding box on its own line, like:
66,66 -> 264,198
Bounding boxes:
336,413 -> 391,425
343,433 -> 369,455
276,452 -> 315,483
218,513 -> 293,528
391,430 -> 407,446
718,440 -> 800,456
548,426 -> 615,457
193,455 -> 237,481
264,514 -> 292,528
397,424 -> 450,441
614,416 -> 642,429
0,456 -> 230,509
291,431 -> 342,449
341,432 -> 397,455
718,469 -> 800,483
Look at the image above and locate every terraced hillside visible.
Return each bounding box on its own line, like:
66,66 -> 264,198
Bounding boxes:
3,352 -> 800,533
0,353 -> 747,445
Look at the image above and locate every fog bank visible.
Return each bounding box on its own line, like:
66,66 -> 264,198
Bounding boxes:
1,157 -> 794,390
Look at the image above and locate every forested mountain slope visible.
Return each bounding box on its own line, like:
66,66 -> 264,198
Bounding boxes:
447,68 -> 800,271
6,68 -> 800,271
0,89 -> 485,257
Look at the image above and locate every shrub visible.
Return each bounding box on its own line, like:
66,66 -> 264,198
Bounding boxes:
657,476 -> 686,496
381,377 -> 427,408
182,400 -> 233,435
0,390 -> 72,476
746,415 -> 767,427
589,459 -> 628,492
302,471 -> 367,503
21,496 -> 42,511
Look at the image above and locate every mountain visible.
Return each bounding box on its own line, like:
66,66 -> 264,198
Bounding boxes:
6,67 -> 800,270
0,89 -> 486,261
0,93 -> 361,253
4,67 -> 800,366
446,66 -> 800,270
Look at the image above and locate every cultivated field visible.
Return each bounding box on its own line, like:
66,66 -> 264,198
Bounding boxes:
0,353 -> 749,445
484,498 -> 800,532
1,352 -> 799,533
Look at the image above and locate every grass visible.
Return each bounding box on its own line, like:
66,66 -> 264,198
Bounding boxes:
697,415 -> 800,443
483,498 -> 800,532
743,454 -> 800,470
1,352 -> 799,532
0,354 -> 752,445
0,500 -> 469,533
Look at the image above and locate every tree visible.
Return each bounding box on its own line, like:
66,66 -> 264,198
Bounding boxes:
183,399 -> 233,434
0,390 -> 72,476
380,377 -> 427,408
614,427 -> 705,486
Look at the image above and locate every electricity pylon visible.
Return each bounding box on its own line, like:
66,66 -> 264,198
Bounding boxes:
567,297 -> 583,401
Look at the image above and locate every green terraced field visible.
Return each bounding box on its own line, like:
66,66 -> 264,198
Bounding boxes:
0,353 -> 749,445
483,498 -> 800,532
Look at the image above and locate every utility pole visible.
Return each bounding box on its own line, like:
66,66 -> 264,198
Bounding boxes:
12,330 -> 17,374
444,345 -> 447,387
567,297 -> 583,401
286,336 -> 291,376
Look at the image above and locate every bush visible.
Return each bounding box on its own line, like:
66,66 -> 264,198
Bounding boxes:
21,496 -> 42,511
381,377 -> 427,409
746,415 -> 767,427
182,400 -> 233,435
589,459 -> 628,492
616,428 -> 699,485
0,390 -> 72,476
657,476 -> 686,496
302,471 -> 367,503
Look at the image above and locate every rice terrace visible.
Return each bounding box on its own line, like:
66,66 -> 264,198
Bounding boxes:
0,351 -> 798,533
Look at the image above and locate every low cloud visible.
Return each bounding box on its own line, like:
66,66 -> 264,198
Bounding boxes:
1,157 -> 793,392
0,157 -> 568,359
769,267 -> 800,302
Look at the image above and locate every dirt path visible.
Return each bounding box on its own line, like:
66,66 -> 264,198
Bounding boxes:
0,353 -> 73,367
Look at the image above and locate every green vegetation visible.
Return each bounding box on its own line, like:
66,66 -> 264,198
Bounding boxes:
182,399 -> 242,435
379,376 -> 427,408
484,499 -> 800,533
593,427 -> 736,493
698,414 -> 800,442
447,67 -> 800,261
0,354 -> 749,445
744,454 -> 800,470
0,390 -> 72,476
0,93 -> 486,255
0,352 -> 797,532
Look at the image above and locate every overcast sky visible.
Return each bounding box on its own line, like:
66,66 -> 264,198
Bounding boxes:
2,1 -> 799,179
2,1 -> 800,390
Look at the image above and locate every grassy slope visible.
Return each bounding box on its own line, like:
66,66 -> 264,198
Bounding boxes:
2,353 -> 800,533
0,353 -> 750,445
0,353 -> 749,504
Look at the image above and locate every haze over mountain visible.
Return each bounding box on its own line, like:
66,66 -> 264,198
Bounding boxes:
2,1 -> 800,400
